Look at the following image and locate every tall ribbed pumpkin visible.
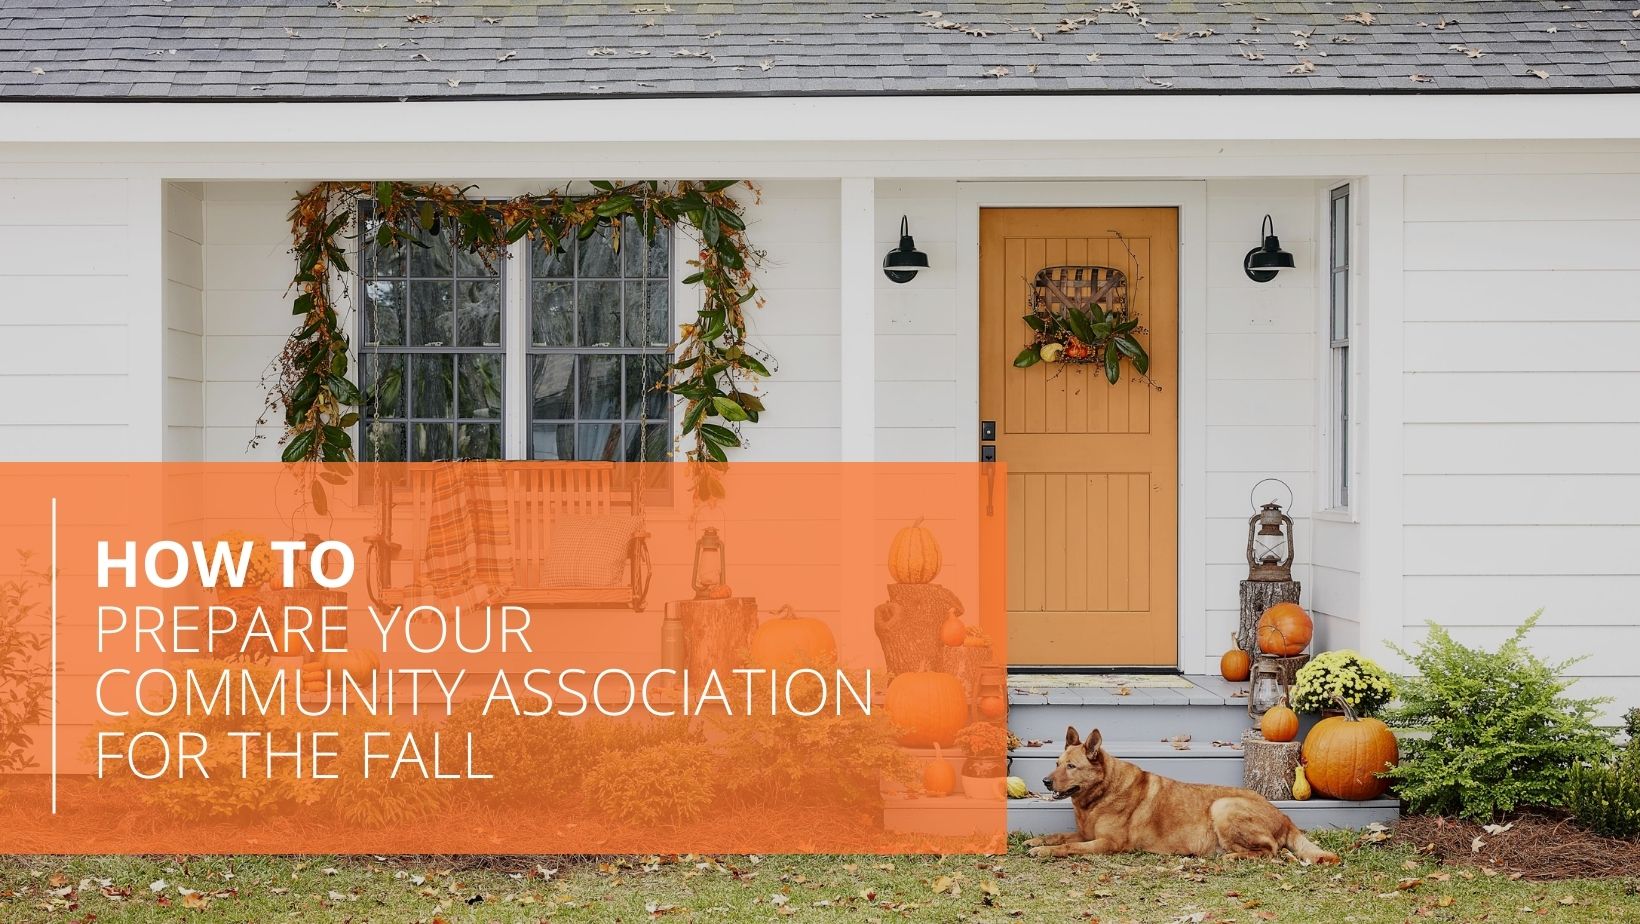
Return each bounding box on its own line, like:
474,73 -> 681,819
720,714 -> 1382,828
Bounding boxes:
884,671 -> 968,747
888,517 -> 942,584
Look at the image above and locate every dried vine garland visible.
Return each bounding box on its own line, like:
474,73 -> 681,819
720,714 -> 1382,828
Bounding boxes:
274,180 -> 768,500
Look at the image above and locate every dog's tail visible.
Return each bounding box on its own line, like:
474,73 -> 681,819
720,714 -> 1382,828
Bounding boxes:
1285,827 -> 1341,865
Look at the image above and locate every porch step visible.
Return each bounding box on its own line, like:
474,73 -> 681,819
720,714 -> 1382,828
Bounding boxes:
1008,795 -> 1400,833
1009,742 -> 1246,788
1006,673 -> 1264,746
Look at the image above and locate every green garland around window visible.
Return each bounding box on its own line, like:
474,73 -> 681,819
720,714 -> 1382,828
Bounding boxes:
275,180 -> 768,502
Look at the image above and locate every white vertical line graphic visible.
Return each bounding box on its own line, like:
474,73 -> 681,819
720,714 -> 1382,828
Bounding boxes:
50,496 -> 58,815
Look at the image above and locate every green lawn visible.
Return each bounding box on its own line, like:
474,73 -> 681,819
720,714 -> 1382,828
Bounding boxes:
2,834 -> 1636,922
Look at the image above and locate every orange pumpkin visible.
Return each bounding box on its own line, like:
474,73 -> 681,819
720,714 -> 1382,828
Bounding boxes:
923,744 -> 957,797
940,612 -> 968,647
1260,700 -> 1299,743
1301,701 -> 1398,800
888,517 -> 942,584
707,584 -> 734,599
885,671 -> 968,747
978,695 -> 1006,720
1257,602 -> 1314,656
749,605 -> 838,669
1220,634 -> 1251,682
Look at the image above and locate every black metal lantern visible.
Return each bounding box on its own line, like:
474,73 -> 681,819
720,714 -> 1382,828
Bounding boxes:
691,527 -> 727,597
883,215 -> 928,284
1246,478 -> 1296,582
1243,214 -> 1295,283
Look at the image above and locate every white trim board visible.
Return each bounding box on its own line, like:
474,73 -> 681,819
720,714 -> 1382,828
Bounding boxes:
7,95 -> 1640,144
954,181 -> 1209,672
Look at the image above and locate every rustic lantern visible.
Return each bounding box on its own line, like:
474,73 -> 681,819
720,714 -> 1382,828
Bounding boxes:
1245,478 -> 1295,582
692,527 -> 727,598
1248,659 -> 1286,718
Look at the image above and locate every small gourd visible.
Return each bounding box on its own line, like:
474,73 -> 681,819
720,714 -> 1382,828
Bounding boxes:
923,744 -> 956,797
978,695 -> 1006,720
1220,633 -> 1251,682
940,611 -> 968,647
1291,764 -> 1313,801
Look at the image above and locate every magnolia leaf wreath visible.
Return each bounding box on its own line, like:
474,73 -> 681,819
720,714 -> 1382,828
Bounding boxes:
1012,260 -> 1155,388
271,180 -> 768,503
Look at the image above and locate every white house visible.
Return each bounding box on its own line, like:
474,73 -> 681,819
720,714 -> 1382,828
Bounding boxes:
2,0 -> 1638,732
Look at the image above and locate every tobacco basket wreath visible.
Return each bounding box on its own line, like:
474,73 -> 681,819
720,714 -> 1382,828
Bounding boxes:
1012,264 -> 1153,386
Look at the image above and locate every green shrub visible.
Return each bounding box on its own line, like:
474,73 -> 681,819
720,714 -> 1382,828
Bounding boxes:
1567,741 -> 1640,839
1382,612 -> 1612,821
583,740 -> 718,828
0,558 -> 52,774
1625,707 -> 1640,743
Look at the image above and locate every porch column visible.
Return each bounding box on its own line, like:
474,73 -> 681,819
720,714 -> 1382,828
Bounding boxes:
1357,174 -> 1406,667
839,177 -> 876,462
129,175 -> 167,461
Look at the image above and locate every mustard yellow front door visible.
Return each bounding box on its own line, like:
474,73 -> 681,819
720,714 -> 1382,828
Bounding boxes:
979,207 -> 1179,667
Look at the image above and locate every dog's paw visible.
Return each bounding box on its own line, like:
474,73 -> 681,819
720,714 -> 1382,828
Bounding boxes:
1022,837 -> 1046,849
1315,852 -> 1342,866
1027,845 -> 1058,859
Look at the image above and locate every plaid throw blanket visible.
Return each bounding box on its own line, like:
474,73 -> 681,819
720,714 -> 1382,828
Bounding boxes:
421,461 -> 514,608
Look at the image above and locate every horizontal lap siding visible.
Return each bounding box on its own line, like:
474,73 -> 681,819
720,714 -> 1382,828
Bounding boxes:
0,178 -> 134,459
1404,172 -> 1640,722
165,182 -> 204,459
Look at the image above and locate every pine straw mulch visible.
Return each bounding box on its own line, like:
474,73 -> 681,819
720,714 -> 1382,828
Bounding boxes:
1393,811 -> 1640,881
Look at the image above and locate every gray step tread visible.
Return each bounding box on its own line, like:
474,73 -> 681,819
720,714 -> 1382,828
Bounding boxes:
1010,742 -> 1247,760
1007,674 -> 1251,708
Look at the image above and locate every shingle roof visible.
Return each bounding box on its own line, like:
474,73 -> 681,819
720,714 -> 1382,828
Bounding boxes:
3,1 -> 1639,101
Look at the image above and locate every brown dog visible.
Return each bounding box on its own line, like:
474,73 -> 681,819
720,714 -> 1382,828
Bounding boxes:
1025,726 -> 1339,863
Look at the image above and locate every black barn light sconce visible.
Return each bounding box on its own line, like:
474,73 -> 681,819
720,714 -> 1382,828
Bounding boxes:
1243,214 -> 1295,283
883,215 -> 929,283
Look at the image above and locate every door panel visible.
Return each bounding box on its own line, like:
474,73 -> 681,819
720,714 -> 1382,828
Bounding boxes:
980,207 -> 1179,667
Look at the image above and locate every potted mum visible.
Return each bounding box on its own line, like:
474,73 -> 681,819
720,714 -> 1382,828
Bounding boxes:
1289,649 -> 1395,716
953,721 -> 1012,799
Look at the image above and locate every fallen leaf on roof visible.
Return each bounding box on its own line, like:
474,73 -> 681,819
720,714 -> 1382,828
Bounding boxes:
1449,44 -> 1484,58
1409,73 -> 1432,82
1343,11 -> 1376,26
1190,29 -> 1215,37
1293,39 -> 1310,50
984,66 -> 1010,77
1240,49 -> 1265,60
1085,52 -> 1101,61
758,58 -> 774,71
630,4 -> 674,12
1290,28 -> 1314,38
411,52 -> 431,62
483,17 -> 500,24
1026,63 -> 1039,73
29,66 -> 44,75
404,13 -> 438,24
444,78 -> 460,87
496,50 -> 516,62
1166,734 -> 1192,750
1144,76 -> 1175,88
1332,35 -> 1355,44
769,37 -> 792,43
588,47 -> 616,57
1155,32 -> 1183,42
1289,58 -> 1318,74
703,29 -> 724,39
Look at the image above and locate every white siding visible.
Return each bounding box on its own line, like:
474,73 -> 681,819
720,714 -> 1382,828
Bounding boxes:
0,177 -> 134,459
164,182 -> 204,459
1403,172 -> 1640,721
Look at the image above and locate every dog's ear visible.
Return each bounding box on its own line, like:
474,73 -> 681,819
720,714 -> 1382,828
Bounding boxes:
1063,726 -> 1081,748
1084,728 -> 1103,755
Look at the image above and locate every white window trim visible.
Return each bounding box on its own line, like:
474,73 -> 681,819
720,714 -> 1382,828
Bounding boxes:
1315,179 -> 1359,522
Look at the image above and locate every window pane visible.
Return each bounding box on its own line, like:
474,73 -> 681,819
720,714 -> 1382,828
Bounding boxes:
531,355 -> 573,419
409,230 -> 454,278
410,354 -> 454,420
646,228 -> 670,277
530,423 -> 575,460
409,280 -> 453,347
360,217 -> 404,277
578,281 -> 622,347
1330,193 -> 1349,269
577,224 -> 619,277
624,423 -> 670,462
364,421 -> 404,462
530,280 -> 574,347
363,280 -> 406,346
532,241 -> 573,278
621,216 -> 647,278
458,423 -> 502,459
625,354 -> 669,420
1331,272 -> 1348,339
411,422 -> 454,461
455,280 -> 502,347
576,423 -> 621,460
457,353 -> 503,419
452,239 -> 495,279
362,353 -> 405,419
578,355 -> 621,420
